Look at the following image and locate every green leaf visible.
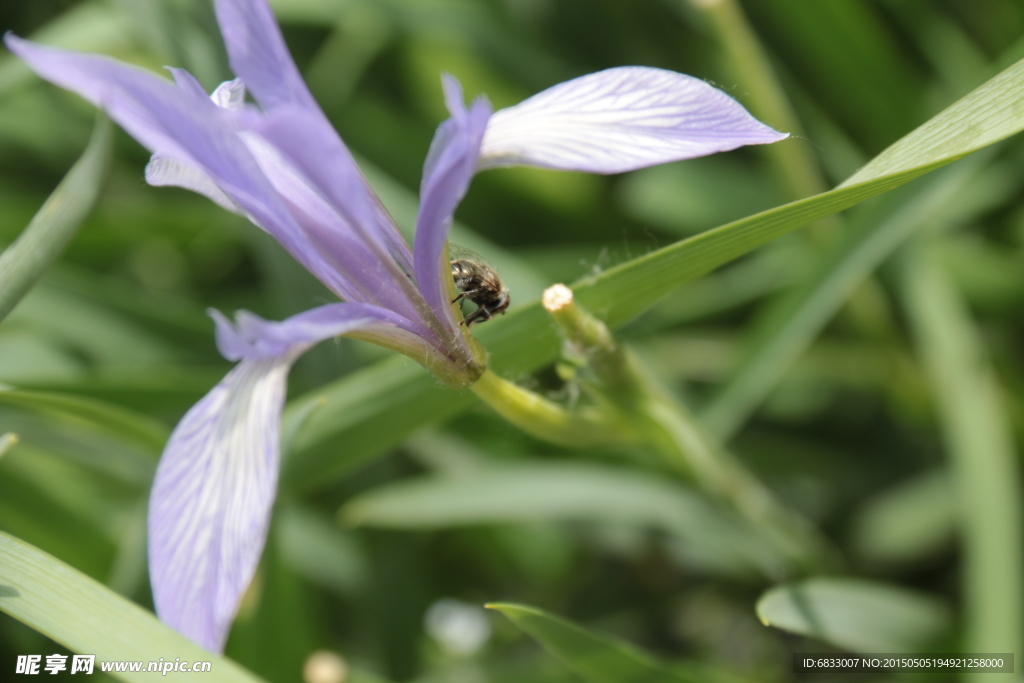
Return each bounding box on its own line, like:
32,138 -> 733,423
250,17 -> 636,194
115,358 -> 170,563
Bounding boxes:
276,505 -> 368,595
0,532 -> 265,682
343,463 -> 787,577
0,386 -> 168,454
850,470 -> 955,566
903,245 -> 1023,655
755,578 -> 952,653
284,56 -> 1024,491
701,152 -> 988,439
487,602 -> 697,683
0,114 -> 111,323
282,357 -> 476,489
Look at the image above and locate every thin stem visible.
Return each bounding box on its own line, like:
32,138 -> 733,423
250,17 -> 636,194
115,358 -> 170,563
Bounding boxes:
627,351 -> 835,573
546,285 -> 834,573
904,245 -> 1023,668
470,369 -> 632,448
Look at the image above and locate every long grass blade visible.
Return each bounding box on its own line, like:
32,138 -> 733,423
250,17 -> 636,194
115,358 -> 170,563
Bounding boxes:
903,244 -> 1023,671
0,114 -> 111,323
0,532 -> 265,682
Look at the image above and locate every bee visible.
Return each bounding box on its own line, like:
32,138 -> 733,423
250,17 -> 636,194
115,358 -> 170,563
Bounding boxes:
450,257 -> 510,327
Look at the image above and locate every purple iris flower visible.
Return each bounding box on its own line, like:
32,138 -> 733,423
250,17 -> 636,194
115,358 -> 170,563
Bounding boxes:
6,0 -> 785,653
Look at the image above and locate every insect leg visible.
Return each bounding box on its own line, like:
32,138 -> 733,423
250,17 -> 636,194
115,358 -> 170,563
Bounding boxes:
450,287 -> 484,305
463,307 -> 485,326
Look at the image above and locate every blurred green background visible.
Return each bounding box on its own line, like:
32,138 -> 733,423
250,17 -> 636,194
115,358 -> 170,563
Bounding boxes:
1,0 -> 1024,681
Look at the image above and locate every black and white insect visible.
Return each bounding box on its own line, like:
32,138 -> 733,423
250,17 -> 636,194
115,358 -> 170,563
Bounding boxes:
450,256 -> 510,327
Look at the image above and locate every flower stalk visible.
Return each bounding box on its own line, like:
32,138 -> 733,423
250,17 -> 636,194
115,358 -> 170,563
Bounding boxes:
514,283 -> 835,573
470,369 -> 632,448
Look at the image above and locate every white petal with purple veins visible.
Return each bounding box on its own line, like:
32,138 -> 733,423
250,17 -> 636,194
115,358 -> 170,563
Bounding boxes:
148,355 -> 291,653
148,303 -> 429,652
479,66 -> 788,174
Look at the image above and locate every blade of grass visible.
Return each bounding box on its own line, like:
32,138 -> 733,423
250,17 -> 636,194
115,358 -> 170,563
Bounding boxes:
700,153 -> 987,439
903,244 -> 1023,669
0,532 -> 266,682
0,386 -> 168,454
0,114 -> 111,323
756,578 -> 952,653
283,56 -> 1024,491
487,602 -> 698,683
342,462 -> 788,576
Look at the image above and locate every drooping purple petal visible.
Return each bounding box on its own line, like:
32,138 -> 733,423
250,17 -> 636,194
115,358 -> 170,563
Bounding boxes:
148,303 -> 426,652
148,356 -> 289,653
210,303 -> 437,361
414,75 -> 492,324
478,66 -> 788,174
214,0 -> 318,113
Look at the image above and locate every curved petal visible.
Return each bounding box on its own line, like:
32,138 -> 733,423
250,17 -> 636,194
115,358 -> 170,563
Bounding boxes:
144,155 -> 239,211
148,303 -> 426,652
4,35 -> 367,304
211,78 -> 246,110
210,303 -> 436,361
148,356 -> 290,653
142,75 -> 250,211
479,66 -> 788,174
413,75 -> 492,323
214,0 -> 318,113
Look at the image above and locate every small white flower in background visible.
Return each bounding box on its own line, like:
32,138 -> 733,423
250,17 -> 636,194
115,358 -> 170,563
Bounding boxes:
425,598 -> 493,656
303,651 -> 348,683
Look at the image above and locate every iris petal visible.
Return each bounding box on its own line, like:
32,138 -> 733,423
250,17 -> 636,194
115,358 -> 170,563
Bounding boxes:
214,0 -> 317,112
148,303 -> 424,652
2,34 -> 362,303
479,66 -> 788,174
148,356 -> 290,653
413,75 -> 492,324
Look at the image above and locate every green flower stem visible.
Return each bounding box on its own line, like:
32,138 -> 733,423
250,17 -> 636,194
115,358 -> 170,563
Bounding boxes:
546,285 -> 832,572
686,0 -> 827,202
631,367 -> 833,573
470,369 -> 632,448
904,246 -> 1023,669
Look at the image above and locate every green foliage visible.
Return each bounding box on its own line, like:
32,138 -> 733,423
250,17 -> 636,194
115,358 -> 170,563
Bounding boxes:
488,602 -> 698,683
0,114 -> 110,322
0,532 -> 264,682
755,578 -> 952,653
